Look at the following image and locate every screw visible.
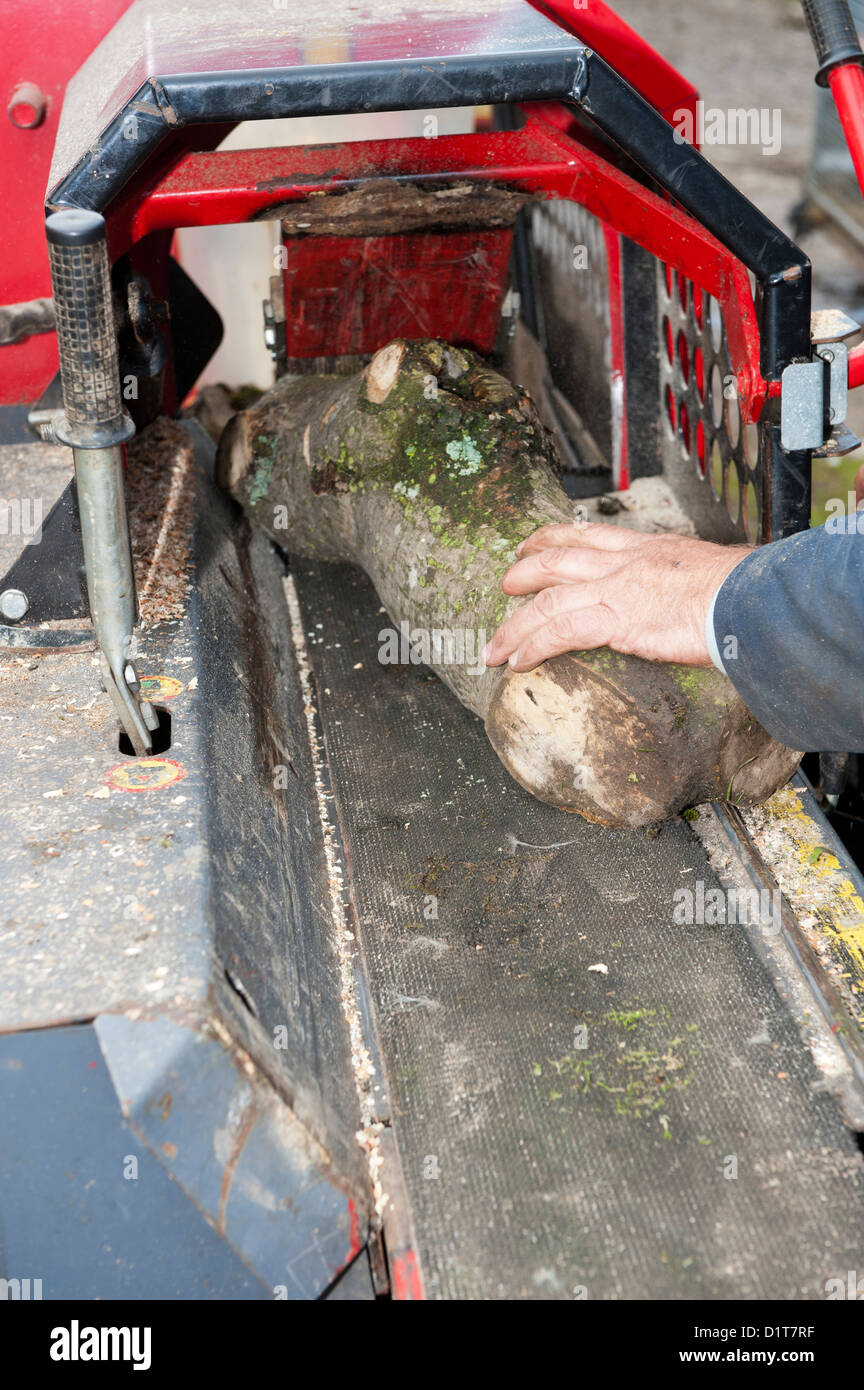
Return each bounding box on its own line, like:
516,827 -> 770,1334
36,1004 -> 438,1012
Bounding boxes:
0,588 -> 29,621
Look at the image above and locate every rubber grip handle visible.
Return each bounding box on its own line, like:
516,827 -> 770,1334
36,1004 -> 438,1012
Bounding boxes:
46,210 -> 123,430
801,0 -> 864,84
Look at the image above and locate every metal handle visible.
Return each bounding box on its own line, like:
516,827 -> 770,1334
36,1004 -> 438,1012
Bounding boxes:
46,209 -> 155,755
801,0 -> 864,85
46,210 -> 132,446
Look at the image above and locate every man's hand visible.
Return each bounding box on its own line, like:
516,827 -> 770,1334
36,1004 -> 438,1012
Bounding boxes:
483,522 -> 751,673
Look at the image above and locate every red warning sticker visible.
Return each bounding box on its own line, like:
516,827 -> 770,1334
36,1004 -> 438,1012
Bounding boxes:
104,758 -> 186,792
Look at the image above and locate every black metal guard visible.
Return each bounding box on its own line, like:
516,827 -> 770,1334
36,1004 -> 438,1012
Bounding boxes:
46,39 -> 813,540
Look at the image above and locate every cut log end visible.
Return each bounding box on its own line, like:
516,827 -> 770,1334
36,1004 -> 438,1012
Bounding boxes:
484,655 -> 801,828
364,340 -> 407,403
214,411 -> 249,494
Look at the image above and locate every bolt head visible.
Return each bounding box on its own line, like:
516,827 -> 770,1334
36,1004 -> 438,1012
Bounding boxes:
0,588 -> 29,621
8,83 -> 46,130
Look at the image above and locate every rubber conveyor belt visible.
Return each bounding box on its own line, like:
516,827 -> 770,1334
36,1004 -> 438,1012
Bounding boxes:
293,558 -> 864,1301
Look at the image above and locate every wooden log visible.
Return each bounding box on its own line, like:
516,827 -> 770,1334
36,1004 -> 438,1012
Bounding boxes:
216,340 -> 800,827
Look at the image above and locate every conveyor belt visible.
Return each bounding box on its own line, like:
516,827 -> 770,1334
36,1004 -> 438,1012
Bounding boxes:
295,558 -> 864,1300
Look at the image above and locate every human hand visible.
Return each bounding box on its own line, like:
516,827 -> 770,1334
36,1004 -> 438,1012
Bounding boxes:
483,522 -> 751,672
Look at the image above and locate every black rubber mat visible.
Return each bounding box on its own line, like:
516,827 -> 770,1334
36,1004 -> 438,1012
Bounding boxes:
295,559 -> 864,1300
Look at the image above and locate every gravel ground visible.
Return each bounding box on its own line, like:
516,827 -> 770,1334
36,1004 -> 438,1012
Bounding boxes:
615,0 -> 816,190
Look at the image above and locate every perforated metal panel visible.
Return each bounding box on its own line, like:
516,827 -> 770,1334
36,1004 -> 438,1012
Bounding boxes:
527,192 -> 766,540
657,261 -> 762,544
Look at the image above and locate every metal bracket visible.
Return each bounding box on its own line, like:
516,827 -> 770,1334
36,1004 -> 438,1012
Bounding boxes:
781,309 -> 861,455
263,276 -> 285,370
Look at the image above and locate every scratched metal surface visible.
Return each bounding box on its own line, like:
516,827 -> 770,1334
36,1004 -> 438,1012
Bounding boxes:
0,1023 -> 269,1299
295,558 -> 864,1300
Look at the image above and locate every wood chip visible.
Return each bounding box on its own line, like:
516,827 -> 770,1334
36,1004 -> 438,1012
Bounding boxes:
126,418 -> 196,628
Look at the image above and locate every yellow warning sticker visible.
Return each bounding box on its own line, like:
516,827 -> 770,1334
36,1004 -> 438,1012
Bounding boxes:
138,676 -> 185,701
105,758 -> 186,793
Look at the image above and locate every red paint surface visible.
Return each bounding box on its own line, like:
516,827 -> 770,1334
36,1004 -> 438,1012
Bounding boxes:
345,1197 -> 364,1267
529,0 -> 698,124
829,63 -> 864,199
281,229 -> 513,359
0,0 -> 134,404
116,119 -> 767,419
830,65 -> 864,391
390,1248 -> 424,1301
1,0 -> 769,437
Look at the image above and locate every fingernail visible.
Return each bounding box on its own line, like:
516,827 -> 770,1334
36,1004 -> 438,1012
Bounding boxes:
482,642 -> 491,664
515,542 -> 524,557
508,651 -> 519,668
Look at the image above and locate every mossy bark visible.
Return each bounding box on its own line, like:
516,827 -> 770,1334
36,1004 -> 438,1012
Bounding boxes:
217,339 -> 800,827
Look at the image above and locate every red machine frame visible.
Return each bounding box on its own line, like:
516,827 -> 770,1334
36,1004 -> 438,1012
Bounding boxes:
107,118 -> 768,431
0,0 -> 712,417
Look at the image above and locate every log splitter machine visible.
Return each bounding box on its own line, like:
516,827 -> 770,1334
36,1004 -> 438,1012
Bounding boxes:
2,0 -> 864,1301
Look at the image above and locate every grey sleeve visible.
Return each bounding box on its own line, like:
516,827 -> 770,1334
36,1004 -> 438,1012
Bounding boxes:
710,520 -> 864,752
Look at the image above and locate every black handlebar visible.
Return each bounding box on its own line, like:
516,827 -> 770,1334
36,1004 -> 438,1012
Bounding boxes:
46,209 -> 132,450
801,0 -> 864,85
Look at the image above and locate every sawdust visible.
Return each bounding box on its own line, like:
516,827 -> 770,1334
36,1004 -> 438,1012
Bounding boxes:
126,418 -> 196,627
741,786 -> 864,1028
742,788 -> 837,921
583,476 -> 697,537
283,571 -> 388,1221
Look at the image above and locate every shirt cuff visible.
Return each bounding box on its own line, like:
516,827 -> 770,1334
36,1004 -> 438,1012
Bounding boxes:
704,583 -> 726,673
